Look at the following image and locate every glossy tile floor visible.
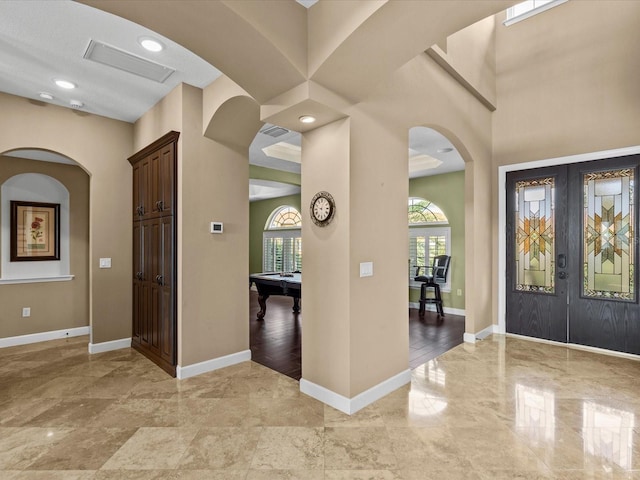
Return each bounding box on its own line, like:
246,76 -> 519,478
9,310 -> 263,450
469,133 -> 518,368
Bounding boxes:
1,335 -> 639,479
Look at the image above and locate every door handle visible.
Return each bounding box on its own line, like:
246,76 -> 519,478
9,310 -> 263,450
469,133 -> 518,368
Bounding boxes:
155,275 -> 164,286
558,253 -> 567,269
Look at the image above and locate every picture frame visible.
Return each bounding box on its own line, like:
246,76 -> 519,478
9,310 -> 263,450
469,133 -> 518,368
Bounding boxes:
10,201 -> 60,262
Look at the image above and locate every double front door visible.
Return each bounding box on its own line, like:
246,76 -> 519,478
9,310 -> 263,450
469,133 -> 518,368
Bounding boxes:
506,155 -> 640,355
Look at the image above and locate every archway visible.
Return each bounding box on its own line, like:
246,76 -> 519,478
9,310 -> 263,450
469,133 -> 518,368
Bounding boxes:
0,148 -> 90,345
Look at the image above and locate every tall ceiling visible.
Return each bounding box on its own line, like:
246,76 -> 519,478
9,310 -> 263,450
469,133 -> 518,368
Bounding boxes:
0,0 -> 465,199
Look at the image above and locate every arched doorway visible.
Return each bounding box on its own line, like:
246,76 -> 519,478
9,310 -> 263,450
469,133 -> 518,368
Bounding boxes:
0,149 -> 90,345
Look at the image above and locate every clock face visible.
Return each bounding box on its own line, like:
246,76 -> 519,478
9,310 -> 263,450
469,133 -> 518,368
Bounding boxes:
310,191 -> 335,226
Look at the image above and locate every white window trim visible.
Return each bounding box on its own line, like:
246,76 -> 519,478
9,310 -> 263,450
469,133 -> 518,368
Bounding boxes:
503,0 -> 568,27
409,226 -> 451,292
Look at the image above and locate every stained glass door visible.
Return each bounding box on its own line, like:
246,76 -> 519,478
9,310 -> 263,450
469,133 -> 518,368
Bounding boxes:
567,157 -> 640,354
506,156 -> 640,355
506,166 -> 569,342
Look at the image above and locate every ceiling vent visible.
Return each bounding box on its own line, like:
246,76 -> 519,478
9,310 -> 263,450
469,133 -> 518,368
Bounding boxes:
260,124 -> 289,138
83,39 -> 175,83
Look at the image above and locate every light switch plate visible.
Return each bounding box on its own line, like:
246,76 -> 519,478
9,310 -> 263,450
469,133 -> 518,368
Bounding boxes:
359,261 -> 373,277
99,258 -> 112,269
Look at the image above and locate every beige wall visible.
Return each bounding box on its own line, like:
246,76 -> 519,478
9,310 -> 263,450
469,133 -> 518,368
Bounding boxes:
0,93 -> 133,344
493,1 -> 640,166
492,0 -> 640,325
136,82 -> 252,367
0,156 -> 89,337
357,51 -> 495,335
302,119 -> 352,396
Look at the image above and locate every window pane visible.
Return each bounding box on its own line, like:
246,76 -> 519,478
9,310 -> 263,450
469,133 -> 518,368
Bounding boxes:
429,235 -> 446,258
408,198 -> 448,224
268,206 -> 302,229
409,227 -> 450,285
515,177 -> 555,294
583,169 -> 634,300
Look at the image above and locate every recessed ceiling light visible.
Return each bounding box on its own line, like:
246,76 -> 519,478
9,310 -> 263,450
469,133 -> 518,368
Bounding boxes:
54,79 -> 76,89
437,147 -> 453,153
299,115 -> 316,124
39,92 -> 54,100
139,37 -> 164,52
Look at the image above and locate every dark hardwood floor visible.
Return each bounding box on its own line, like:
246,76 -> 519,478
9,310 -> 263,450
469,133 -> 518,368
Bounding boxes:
249,290 -> 465,381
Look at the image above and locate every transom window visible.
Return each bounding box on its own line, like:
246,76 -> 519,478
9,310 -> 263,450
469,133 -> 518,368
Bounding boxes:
408,198 -> 451,290
504,0 -> 568,26
267,206 -> 302,229
408,197 -> 448,224
263,206 -> 302,272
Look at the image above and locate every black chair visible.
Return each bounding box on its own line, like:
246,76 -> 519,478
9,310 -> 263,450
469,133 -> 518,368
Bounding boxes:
414,255 -> 451,319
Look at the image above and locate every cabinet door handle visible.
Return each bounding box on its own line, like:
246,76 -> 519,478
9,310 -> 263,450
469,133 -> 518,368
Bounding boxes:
136,272 -> 143,280
156,200 -> 164,211
156,275 -> 164,286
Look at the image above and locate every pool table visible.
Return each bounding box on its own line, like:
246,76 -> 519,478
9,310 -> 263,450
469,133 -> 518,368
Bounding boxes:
249,272 -> 301,320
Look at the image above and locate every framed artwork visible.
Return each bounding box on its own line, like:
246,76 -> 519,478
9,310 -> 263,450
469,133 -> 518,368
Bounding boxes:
10,201 -> 60,262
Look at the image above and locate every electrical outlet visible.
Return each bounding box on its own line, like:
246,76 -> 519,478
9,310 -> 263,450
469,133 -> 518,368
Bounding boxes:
456,289 -> 463,296
22,307 -> 30,317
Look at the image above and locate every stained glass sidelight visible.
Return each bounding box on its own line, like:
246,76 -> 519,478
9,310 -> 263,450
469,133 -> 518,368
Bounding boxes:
515,177 -> 555,293
583,169 -> 634,300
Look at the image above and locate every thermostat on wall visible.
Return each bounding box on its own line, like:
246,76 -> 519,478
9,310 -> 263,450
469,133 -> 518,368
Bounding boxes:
210,222 -> 223,234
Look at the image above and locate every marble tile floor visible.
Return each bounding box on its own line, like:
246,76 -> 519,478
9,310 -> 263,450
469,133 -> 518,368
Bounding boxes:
1,334 -> 639,479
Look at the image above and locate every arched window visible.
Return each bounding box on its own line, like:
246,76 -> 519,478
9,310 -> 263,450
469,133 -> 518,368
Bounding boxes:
408,198 -> 451,290
266,205 -> 302,229
408,197 -> 448,224
263,206 -> 302,272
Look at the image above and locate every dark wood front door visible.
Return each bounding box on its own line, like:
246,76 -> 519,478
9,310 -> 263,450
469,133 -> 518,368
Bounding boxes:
506,156 -> 640,355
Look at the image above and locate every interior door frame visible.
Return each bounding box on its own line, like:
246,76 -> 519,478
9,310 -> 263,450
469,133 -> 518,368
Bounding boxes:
497,145 -> 640,337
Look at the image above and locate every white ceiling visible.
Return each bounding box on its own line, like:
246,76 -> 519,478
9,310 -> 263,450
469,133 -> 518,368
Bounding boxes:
0,0 -> 465,201
0,0 -> 221,123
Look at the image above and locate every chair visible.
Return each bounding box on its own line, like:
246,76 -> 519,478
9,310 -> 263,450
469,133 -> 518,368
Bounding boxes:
414,255 -> 451,319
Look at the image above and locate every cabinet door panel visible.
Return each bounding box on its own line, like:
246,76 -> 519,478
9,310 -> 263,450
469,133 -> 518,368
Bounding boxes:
132,162 -> 141,219
139,283 -> 151,348
160,216 -> 175,363
159,144 -> 175,216
149,151 -> 162,217
132,222 -> 143,344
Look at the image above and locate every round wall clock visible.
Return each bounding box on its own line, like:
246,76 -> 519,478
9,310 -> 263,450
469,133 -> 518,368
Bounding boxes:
310,191 -> 336,227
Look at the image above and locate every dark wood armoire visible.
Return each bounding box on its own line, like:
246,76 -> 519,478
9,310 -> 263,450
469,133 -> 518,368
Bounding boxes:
128,131 -> 179,376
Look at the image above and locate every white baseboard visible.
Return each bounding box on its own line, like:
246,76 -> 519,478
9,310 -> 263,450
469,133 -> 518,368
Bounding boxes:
506,333 -> 640,362
176,349 -> 252,380
0,326 -> 89,349
463,324 -> 499,344
408,302 -> 465,317
88,337 -> 131,354
300,368 -> 411,415
463,332 -> 476,344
